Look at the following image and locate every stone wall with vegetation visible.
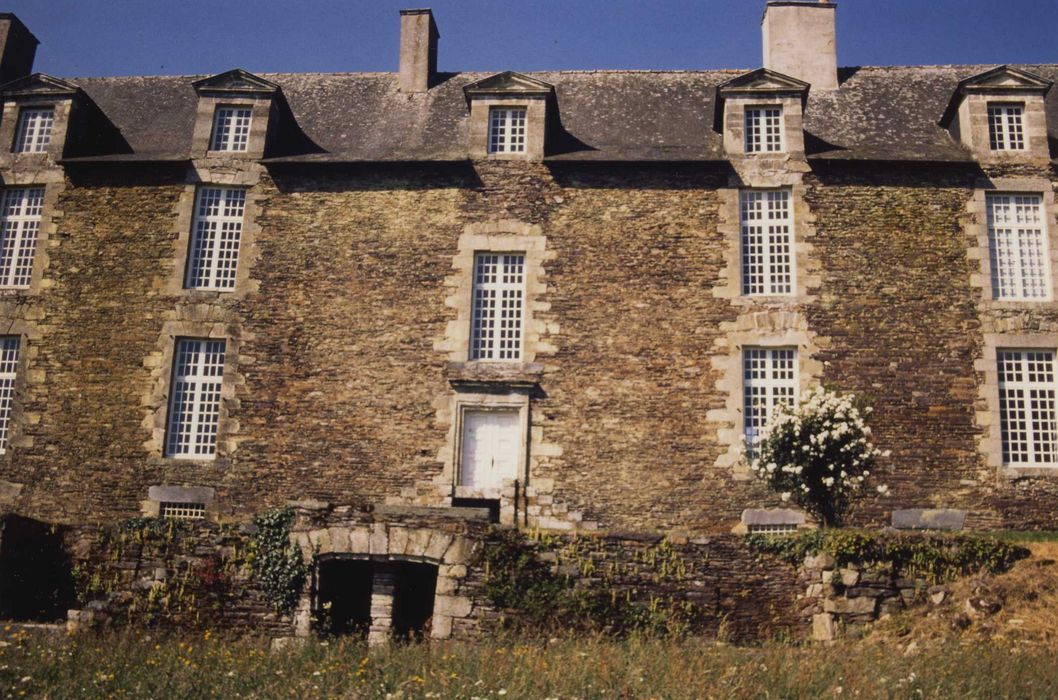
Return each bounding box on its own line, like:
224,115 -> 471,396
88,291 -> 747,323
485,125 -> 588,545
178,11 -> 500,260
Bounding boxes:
0,162 -> 1057,534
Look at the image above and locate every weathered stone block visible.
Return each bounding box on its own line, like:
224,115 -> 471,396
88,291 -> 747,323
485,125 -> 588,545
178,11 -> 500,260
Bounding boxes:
891,509 -> 966,531
812,612 -> 838,641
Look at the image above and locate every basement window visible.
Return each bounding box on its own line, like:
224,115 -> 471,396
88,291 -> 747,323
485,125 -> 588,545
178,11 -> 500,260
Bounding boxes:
997,349 -> 1058,467
487,107 -> 527,154
743,347 -> 798,456
165,339 -> 226,458
747,523 -> 798,535
0,187 -> 43,288
159,502 -> 206,521
471,252 -> 525,361
209,106 -> 252,152
185,187 -> 246,290
0,337 -> 19,454
740,189 -> 794,295
988,104 -> 1025,151
13,108 -> 53,153
987,193 -> 1050,300
745,106 -> 783,153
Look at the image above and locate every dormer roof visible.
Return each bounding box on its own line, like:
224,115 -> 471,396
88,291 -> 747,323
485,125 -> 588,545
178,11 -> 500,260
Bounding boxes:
192,69 -> 279,96
940,65 -> 1053,126
0,72 -> 79,99
717,68 -> 810,97
463,71 -> 554,101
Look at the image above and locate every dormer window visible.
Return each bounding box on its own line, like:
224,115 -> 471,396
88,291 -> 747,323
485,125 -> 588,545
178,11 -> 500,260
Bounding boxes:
488,108 -> 527,154
988,104 -> 1025,151
209,106 -> 252,152
745,107 -> 783,153
13,107 -> 53,153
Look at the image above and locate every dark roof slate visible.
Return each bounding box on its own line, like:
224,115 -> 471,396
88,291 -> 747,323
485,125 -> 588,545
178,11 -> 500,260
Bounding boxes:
62,64 -> 1058,164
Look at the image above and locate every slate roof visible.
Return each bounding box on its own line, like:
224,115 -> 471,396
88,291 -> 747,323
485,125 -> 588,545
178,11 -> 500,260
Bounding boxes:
58,64 -> 1058,164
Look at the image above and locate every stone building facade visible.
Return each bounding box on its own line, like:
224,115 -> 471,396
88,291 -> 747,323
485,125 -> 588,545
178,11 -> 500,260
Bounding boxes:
0,2 -> 1055,640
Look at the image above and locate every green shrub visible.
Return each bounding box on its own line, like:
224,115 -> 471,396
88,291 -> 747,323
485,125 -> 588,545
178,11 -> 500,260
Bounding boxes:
248,507 -> 307,614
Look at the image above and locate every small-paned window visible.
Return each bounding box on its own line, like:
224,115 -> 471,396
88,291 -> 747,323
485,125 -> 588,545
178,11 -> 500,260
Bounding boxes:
0,188 -> 44,288
743,347 -> 797,454
471,253 -> 525,361
159,502 -> 206,521
988,104 -> 1025,151
747,523 -> 798,535
165,339 -> 226,458
745,107 -> 783,153
488,108 -> 527,154
185,187 -> 246,290
987,193 -> 1050,300
998,349 -> 1058,466
208,106 -> 252,152
13,108 -> 53,153
0,336 -> 19,454
741,189 -> 794,295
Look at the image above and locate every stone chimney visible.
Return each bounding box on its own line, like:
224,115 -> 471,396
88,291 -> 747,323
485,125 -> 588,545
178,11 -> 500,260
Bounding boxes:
0,13 -> 37,86
398,8 -> 439,93
762,1 -> 837,90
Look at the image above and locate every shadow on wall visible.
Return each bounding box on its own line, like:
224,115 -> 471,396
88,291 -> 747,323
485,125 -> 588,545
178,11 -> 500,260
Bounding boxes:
0,515 -> 76,622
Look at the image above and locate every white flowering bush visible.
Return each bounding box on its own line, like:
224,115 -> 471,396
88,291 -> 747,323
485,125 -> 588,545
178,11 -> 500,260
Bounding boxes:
750,386 -> 890,527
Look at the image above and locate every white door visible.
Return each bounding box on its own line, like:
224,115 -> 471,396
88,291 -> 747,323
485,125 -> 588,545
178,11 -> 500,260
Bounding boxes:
459,409 -> 521,489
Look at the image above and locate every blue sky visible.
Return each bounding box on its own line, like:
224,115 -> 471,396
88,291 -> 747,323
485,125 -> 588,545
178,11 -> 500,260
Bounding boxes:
7,0 -> 1058,77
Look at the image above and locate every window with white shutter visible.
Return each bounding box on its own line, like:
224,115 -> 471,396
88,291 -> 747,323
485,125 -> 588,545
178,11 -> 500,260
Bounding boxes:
471,253 -> 525,361
987,193 -> 1050,300
743,347 -> 798,454
987,104 -> 1025,151
488,108 -> 527,154
13,108 -> 53,153
459,409 -> 521,489
165,339 -> 226,458
998,349 -> 1058,467
741,189 -> 794,295
0,188 -> 43,289
745,107 -> 783,153
209,106 -> 252,152
0,336 -> 19,454
185,187 -> 246,290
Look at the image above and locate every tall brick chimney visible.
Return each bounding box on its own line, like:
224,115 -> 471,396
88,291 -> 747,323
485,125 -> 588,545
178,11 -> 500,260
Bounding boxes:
0,13 -> 37,86
762,1 -> 838,90
398,8 -> 438,93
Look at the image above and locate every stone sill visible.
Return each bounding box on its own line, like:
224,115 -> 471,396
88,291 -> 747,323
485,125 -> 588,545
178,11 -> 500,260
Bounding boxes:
445,361 -> 544,388
1001,465 -> 1058,479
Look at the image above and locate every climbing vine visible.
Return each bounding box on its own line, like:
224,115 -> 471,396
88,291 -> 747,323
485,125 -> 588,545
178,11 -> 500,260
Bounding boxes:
248,507 -> 307,614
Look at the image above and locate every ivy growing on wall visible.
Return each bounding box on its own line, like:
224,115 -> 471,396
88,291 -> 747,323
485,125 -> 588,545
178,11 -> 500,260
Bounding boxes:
248,507 -> 307,614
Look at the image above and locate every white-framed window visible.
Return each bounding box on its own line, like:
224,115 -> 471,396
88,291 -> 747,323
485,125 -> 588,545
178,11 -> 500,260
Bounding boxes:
165,339 -> 226,459
743,347 -> 798,453
988,104 -> 1025,151
987,193 -> 1050,300
13,108 -> 54,153
997,349 -> 1058,467
741,189 -> 794,295
458,408 -> 522,490
0,187 -> 44,289
488,108 -> 527,154
185,187 -> 246,290
208,106 -> 252,152
0,336 -> 19,454
159,502 -> 206,521
745,106 -> 783,153
471,252 -> 525,361
747,523 -> 798,535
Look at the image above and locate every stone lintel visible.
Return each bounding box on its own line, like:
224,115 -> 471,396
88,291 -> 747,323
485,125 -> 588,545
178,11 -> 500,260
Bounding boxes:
890,509 -> 966,531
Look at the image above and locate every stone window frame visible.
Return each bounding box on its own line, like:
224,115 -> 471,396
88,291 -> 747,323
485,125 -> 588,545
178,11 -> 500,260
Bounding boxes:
976,332 -> 1058,479
986,102 -> 1026,151
955,92 -> 1049,164
449,389 -> 530,501
0,177 -> 60,296
0,97 -> 72,164
966,178 -> 1058,308
722,95 -> 805,160
140,485 -> 216,520
190,95 -> 271,160
142,317 -> 243,466
164,167 -> 263,300
437,220 -> 554,370
744,105 -> 785,154
0,316 -> 41,462
738,187 -> 797,297
468,97 -> 546,161
708,315 -> 823,480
